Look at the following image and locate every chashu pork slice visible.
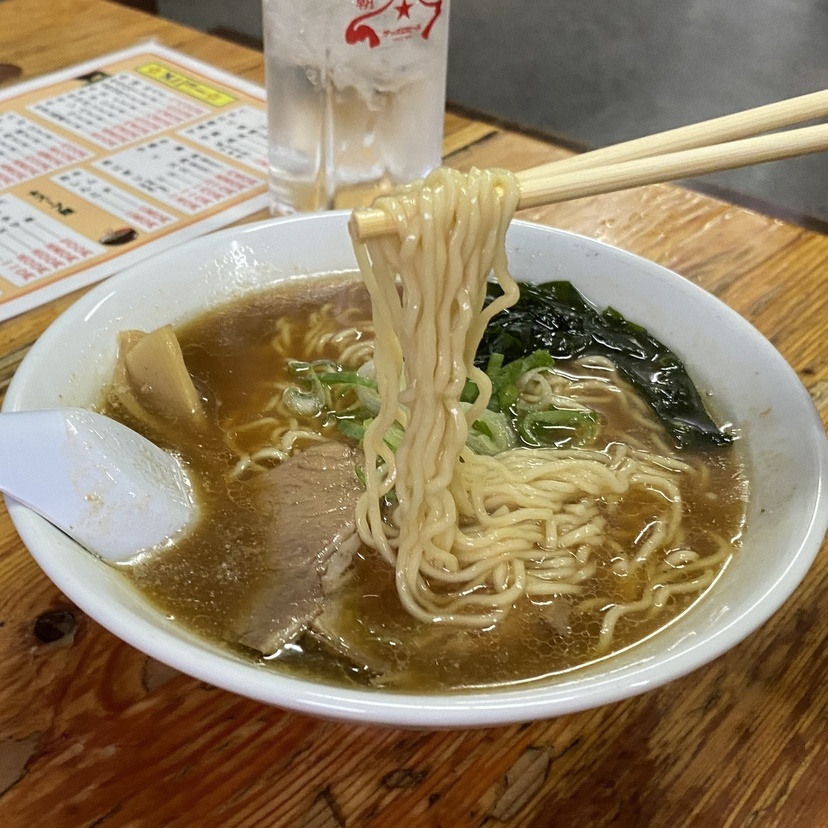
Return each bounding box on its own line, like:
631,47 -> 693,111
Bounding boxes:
230,441 -> 363,656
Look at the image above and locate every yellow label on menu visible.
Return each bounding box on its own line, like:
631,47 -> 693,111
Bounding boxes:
137,63 -> 235,106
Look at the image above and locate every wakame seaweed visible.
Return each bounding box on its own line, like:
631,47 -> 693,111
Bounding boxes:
476,280 -> 733,450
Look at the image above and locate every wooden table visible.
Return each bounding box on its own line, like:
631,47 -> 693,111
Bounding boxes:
1,2 -> 827,825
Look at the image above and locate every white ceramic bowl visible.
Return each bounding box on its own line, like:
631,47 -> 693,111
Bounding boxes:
5,213 -> 828,728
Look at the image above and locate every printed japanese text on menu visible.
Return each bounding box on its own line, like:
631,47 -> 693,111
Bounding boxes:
0,43 -> 269,321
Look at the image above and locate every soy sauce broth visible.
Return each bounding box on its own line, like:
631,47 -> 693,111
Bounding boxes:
105,274 -> 748,692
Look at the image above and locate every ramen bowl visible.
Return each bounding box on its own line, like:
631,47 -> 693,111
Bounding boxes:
5,212 -> 828,728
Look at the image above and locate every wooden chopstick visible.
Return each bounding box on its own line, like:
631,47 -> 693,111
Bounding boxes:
517,88 -> 828,180
349,89 -> 828,242
515,121 -> 828,209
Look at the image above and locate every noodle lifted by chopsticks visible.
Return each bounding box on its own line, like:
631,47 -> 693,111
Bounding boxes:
352,167 -> 721,633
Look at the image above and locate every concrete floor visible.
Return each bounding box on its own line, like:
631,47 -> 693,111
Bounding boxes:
159,0 -> 828,224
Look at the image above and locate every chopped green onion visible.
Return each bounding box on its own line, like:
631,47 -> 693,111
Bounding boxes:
517,408 -> 600,448
318,371 -> 378,390
337,418 -> 367,443
283,386 -> 323,416
337,417 -> 405,451
485,350 -> 555,412
461,379 -> 479,403
382,422 -> 405,451
464,406 -> 518,455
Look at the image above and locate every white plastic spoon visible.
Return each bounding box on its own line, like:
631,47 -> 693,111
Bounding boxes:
0,408 -> 198,563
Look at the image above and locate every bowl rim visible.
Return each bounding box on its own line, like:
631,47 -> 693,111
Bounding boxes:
5,211 -> 828,728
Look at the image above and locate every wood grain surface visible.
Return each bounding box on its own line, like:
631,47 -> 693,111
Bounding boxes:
1,2 -> 827,827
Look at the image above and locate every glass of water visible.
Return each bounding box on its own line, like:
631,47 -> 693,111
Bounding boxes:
262,0 -> 450,214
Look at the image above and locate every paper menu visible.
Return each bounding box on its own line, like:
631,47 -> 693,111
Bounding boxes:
0,42 -> 270,323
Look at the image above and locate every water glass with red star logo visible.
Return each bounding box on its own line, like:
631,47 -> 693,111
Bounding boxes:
263,0 -> 450,214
